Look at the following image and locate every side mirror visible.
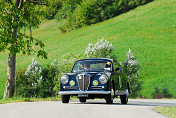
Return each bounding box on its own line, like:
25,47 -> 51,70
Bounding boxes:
115,68 -> 120,71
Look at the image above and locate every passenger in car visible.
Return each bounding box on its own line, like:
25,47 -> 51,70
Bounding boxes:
104,62 -> 111,70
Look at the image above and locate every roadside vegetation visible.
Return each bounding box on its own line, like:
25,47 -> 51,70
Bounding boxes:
0,97 -> 61,104
0,0 -> 176,100
156,107 -> 176,118
14,38 -> 140,98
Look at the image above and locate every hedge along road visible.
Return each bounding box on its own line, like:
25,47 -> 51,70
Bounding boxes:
0,99 -> 176,118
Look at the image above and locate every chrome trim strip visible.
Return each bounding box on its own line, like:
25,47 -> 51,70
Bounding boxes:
59,91 -> 111,95
65,86 -> 77,89
91,86 -> 102,88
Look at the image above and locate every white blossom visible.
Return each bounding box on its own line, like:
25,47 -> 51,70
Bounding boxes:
85,38 -> 113,58
124,49 -> 140,97
51,59 -> 58,66
25,58 -> 43,86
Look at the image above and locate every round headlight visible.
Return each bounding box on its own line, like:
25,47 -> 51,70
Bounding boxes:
61,75 -> 69,84
99,75 -> 108,84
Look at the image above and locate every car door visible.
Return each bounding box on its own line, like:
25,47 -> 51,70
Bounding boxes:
112,62 -> 128,91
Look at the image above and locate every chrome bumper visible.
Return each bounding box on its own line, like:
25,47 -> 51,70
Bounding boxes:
59,91 -> 111,95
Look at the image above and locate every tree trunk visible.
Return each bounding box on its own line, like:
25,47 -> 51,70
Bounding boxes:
3,54 -> 16,99
3,28 -> 17,99
3,0 -> 21,100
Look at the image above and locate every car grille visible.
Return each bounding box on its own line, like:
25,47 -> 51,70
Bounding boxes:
78,74 -> 90,91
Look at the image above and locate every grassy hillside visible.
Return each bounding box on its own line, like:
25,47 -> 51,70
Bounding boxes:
0,0 -> 176,99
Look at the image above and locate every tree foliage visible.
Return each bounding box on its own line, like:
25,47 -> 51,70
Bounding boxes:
1,0 -> 52,99
58,0 -> 153,32
0,0 -> 48,58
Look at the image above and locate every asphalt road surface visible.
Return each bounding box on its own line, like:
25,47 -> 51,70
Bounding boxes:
0,99 -> 176,118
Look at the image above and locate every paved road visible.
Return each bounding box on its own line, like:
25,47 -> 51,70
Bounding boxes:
0,99 -> 176,118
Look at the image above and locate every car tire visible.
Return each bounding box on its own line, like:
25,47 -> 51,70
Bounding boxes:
79,97 -> 87,103
105,86 -> 114,104
61,95 -> 70,103
120,89 -> 129,104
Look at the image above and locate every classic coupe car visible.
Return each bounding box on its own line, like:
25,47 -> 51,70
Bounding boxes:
59,58 -> 130,104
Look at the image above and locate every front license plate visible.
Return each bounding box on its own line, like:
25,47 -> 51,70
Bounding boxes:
78,94 -> 88,97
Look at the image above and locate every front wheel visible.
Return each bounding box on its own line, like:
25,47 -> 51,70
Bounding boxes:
61,95 -> 70,103
79,97 -> 87,103
120,89 -> 129,104
105,88 -> 114,104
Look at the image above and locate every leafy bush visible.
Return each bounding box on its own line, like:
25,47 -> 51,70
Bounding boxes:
123,49 -> 141,98
152,87 -> 173,99
39,65 -> 59,97
15,69 -> 29,97
85,38 -> 113,58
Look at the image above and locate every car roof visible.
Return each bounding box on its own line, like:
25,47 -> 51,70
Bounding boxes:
77,58 -> 114,62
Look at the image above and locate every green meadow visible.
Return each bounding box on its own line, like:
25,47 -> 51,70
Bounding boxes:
0,0 -> 176,99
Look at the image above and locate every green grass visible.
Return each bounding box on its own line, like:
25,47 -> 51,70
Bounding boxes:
0,97 -> 61,104
0,0 -> 176,99
156,107 -> 176,118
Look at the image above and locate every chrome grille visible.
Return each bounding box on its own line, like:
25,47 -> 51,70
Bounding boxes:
78,74 -> 90,91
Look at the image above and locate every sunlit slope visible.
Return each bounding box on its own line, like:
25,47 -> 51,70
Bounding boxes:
0,0 -> 176,99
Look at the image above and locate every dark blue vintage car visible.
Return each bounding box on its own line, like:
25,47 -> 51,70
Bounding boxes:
59,58 -> 130,104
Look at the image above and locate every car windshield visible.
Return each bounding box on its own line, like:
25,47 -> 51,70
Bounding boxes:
72,60 -> 112,73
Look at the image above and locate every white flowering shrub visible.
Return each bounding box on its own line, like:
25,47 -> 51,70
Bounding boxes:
51,59 -> 58,67
25,58 -> 42,87
53,52 -> 82,93
85,38 -> 113,58
16,59 -> 58,98
22,59 -> 42,97
58,52 -> 82,73
123,49 -> 140,98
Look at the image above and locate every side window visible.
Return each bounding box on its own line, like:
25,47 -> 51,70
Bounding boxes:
113,62 -> 120,72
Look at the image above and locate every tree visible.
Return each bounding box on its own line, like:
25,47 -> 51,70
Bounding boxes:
0,0 -> 50,99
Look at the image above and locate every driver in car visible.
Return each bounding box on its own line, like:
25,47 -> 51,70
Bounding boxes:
79,62 -> 90,70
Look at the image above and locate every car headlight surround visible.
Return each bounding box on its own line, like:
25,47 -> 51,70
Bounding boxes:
99,75 -> 108,84
61,75 -> 69,84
